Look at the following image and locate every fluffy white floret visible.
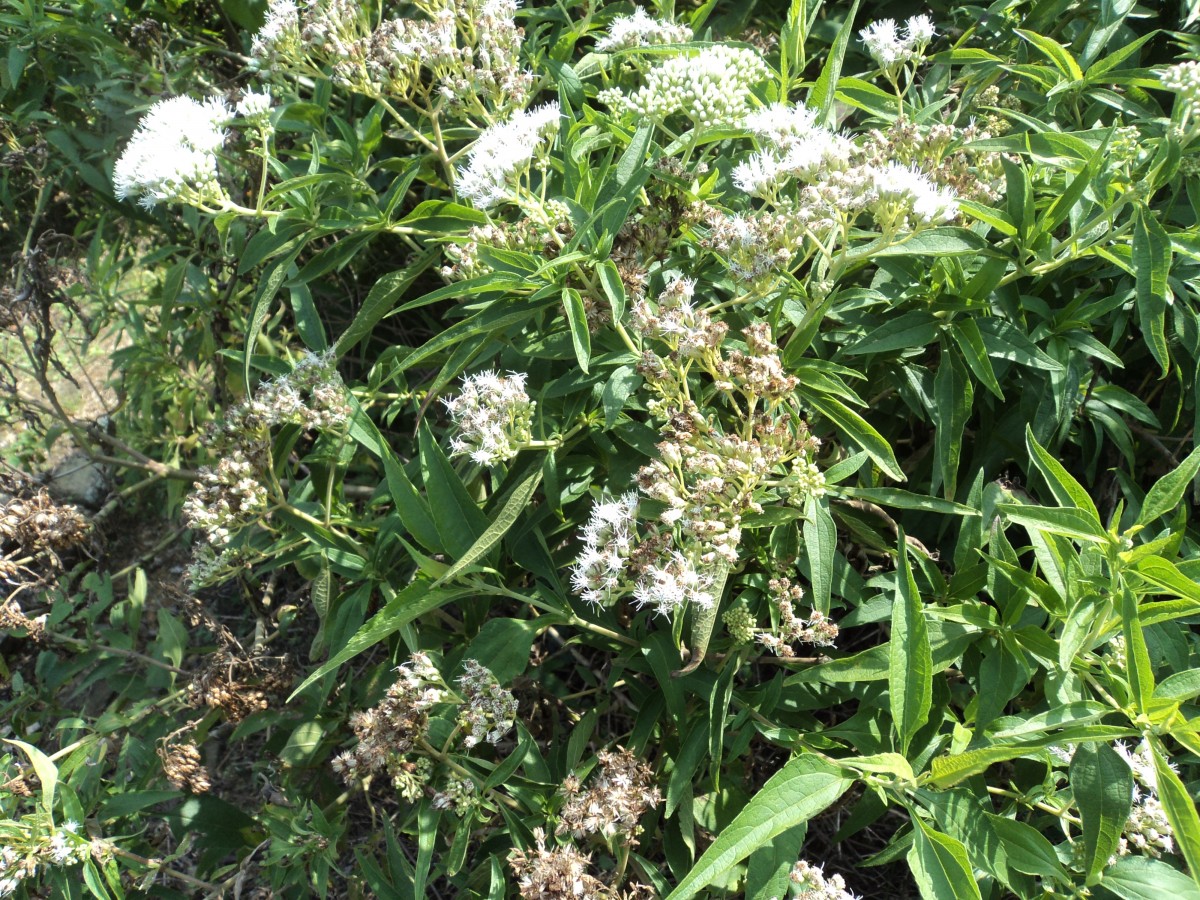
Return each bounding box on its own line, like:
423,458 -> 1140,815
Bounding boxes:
456,103 -> 561,208
113,96 -> 232,209
596,7 -> 692,51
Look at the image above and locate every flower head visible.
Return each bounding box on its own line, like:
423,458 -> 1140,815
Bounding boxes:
456,104 -> 561,208
444,370 -> 536,465
596,7 -> 692,51
114,96 -> 232,209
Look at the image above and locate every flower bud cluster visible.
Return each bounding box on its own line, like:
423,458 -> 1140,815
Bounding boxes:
778,860 -> 860,900
697,207 -> 802,282
251,0 -> 531,113
1162,60 -> 1200,124
632,277 -> 728,359
444,370 -> 536,466
184,351 -> 350,553
861,118 -> 1003,203
457,659 -> 519,748
432,775 -> 479,815
558,748 -> 661,842
509,828 -> 613,900
757,578 -> 839,657
570,492 -> 640,607
456,104 -> 562,209
1114,739 -> 1177,859
859,15 -> 936,74
331,652 -> 447,782
0,820 -> 106,897
599,45 -> 769,130
595,7 -> 692,52
113,96 -> 231,210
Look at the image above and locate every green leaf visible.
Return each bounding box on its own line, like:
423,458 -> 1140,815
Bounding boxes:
597,259 -> 627,323
950,320 -> 1004,400
1072,742 -> 1133,884
335,250 -> 437,355
746,821 -> 808,900
674,559 -> 731,676
663,753 -> 852,900
1016,28 -> 1084,80
840,487 -> 980,517
1151,739 -> 1200,881
997,503 -> 1112,543
803,495 -> 836,615
932,349 -> 972,499
871,227 -> 992,257
988,815 -> 1068,881
419,423 -> 489,560
465,618 -> 540,684
1101,854 -> 1200,899
6,739 -> 58,817
890,532 -> 932,755
805,391 -> 905,481
289,582 -> 472,699
562,287 -> 591,374
1136,444 -> 1200,527
844,311 -> 939,355
909,818 -> 982,900
808,0 -> 860,126
244,241 -> 305,392
434,467 -> 541,586
1133,205 -> 1173,375
383,451 -> 443,554
1025,425 -> 1102,522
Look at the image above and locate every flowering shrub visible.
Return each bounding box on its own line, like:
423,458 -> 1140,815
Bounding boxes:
4,0 -> 1200,897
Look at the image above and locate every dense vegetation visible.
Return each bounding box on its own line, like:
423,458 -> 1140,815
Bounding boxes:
4,0 -> 1200,896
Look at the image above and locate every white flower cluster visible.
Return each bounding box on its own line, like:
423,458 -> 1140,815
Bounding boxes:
595,7 -> 692,52
457,659 -> 518,748
734,104 -> 854,198
251,0 -> 530,112
570,492 -> 639,607
731,102 -> 958,234
235,88 -> 274,124
244,349 -> 353,431
113,96 -> 231,209
859,15 -> 936,73
599,45 -> 769,129
777,860 -> 860,900
444,370 -> 536,465
251,0 -> 301,63
331,652 -> 447,782
632,550 -> 716,616
870,161 -> 958,226
632,277 -> 728,359
456,104 -> 561,208
184,350 -> 350,553
182,445 -> 269,547
0,821 -> 99,897
1115,739 -> 1177,858
1162,60 -> 1200,125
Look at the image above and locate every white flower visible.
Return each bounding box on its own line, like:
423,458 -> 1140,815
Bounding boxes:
571,492 -> 639,607
905,14 -> 936,44
869,162 -> 958,225
632,551 -> 715,616
595,7 -> 692,51
602,45 -> 768,130
113,96 -> 232,209
456,104 -> 561,208
251,0 -> 301,62
235,89 -> 273,121
443,370 -> 536,465
859,15 -> 935,71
